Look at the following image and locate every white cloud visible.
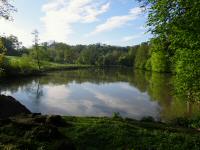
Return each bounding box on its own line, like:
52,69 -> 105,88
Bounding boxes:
41,0 -> 110,42
0,19 -> 33,46
82,2 -> 110,23
88,7 -> 144,36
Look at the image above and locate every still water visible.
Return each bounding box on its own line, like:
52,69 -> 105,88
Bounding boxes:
0,68 -> 199,121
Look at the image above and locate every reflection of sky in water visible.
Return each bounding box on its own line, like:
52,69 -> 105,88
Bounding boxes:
1,81 -> 161,120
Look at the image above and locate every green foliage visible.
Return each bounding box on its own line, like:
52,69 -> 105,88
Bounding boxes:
171,116 -> 200,129
140,0 -> 200,102
1,56 -> 88,76
62,116 -> 200,150
151,50 -> 168,72
0,38 -> 7,53
134,42 -> 151,69
6,55 -> 38,74
25,43 -> 134,67
0,35 -> 151,68
0,35 -> 24,56
174,48 -> 200,102
2,115 -> 200,149
145,58 -> 151,70
0,54 -> 5,76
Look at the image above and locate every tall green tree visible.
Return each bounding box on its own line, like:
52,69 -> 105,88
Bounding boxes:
140,0 -> 200,101
134,42 -> 150,69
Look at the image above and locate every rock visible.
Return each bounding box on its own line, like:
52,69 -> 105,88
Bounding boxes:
0,95 -> 31,119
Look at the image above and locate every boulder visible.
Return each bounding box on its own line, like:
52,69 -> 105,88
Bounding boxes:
0,95 -> 31,119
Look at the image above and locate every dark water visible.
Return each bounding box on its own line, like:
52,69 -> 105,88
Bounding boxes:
0,68 -> 199,121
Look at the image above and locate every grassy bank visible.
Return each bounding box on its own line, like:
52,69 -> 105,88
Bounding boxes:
1,114 -> 200,150
0,56 -> 90,77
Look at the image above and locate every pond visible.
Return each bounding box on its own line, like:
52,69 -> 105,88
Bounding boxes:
0,68 -> 199,121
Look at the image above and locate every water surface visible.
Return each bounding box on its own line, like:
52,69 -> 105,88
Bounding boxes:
1,68 -> 199,121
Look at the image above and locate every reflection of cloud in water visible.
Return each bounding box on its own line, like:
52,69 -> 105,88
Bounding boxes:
38,82 -> 161,120
1,81 -> 161,120
82,83 -> 161,119
44,85 -> 71,99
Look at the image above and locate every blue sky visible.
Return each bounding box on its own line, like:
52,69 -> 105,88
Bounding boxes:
0,0 -> 151,47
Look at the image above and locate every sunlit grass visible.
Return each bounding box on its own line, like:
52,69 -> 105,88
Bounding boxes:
3,56 -> 90,76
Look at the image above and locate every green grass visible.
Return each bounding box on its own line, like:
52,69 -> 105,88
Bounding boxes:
1,115 -> 200,150
3,56 -> 90,76
61,117 -> 200,150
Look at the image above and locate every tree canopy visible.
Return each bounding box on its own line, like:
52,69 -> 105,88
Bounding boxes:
139,0 -> 200,101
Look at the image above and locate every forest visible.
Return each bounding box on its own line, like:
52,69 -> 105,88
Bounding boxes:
0,34 -> 148,66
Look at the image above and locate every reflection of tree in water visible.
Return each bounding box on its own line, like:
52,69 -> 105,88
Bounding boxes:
24,79 -> 43,107
130,70 -> 200,121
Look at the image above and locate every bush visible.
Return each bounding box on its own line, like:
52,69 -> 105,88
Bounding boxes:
5,56 -> 38,75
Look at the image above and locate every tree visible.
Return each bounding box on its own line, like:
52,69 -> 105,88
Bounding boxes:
134,42 -> 150,69
32,30 -> 41,70
0,35 -> 22,56
0,38 -> 6,53
0,0 -> 16,20
0,0 -> 16,75
139,0 -> 200,102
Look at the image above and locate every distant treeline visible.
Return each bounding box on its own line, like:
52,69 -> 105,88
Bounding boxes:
0,35 -> 176,73
0,35 -> 153,68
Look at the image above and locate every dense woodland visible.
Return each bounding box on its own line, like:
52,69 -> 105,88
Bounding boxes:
0,35 -> 149,67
